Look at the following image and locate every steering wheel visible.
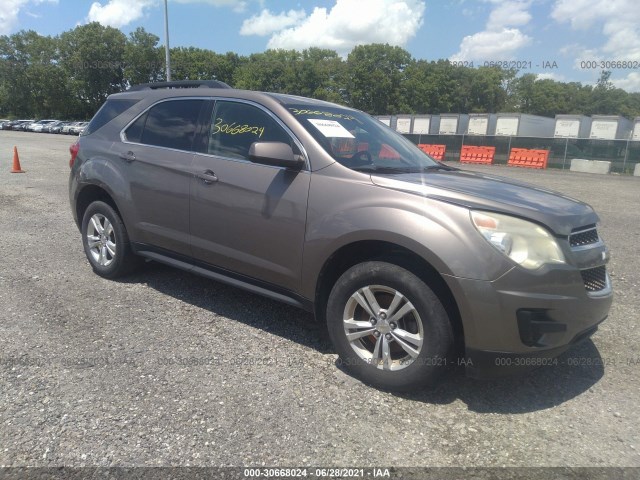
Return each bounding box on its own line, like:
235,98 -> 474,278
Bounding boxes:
350,150 -> 373,166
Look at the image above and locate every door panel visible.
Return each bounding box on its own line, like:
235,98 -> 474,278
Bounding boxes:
190,155 -> 309,292
117,98 -> 205,256
189,100 -> 310,292
113,143 -> 193,255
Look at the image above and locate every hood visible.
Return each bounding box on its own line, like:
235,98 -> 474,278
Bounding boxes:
370,169 -> 598,236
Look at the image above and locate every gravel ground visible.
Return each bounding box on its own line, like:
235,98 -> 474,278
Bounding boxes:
0,131 -> 639,471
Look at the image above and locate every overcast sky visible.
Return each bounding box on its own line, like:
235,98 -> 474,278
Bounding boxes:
3,0 -> 640,91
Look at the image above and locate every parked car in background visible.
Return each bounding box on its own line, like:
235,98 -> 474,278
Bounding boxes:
69,121 -> 89,135
25,120 -> 39,131
57,121 -> 72,133
11,120 -> 35,131
29,119 -> 59,132
49,121 -> 70,134
1,120 -> 23,130
23,120 -> 39,131
43,120 -> 66,133
61,122 -> 79,134
60,122 -> 76,135
0,119 -> 10,128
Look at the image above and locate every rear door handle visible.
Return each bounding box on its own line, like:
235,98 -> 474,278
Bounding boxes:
118,151 -> 136,162
197,170 -> 218,185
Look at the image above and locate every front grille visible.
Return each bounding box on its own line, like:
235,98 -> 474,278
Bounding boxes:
570,225 -> 599,247
581,266 -> 608,292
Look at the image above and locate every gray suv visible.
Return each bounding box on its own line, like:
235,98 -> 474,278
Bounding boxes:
69,81 -> 612,391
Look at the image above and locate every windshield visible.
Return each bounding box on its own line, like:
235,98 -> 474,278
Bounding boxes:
287,105 -> 443,173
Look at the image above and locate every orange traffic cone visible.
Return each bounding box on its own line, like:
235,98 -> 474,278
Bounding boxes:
11,146 -> 25,173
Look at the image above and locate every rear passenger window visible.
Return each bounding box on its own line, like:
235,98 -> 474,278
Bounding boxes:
208,101 -> 292,160
126,99 -> 204,151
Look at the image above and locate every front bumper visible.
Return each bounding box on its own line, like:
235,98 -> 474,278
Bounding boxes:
465,318 -> 604,378
444,261 -> 613,378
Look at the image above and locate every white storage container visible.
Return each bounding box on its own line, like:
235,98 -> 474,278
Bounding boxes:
631,117 -> 640,141
589,115 -> 633,140
438,114 -> 469,135
495,113 -> 555,137
554,115 -> 592,138
467,114 -> 497,135
395,116 -> 412,134
411,115 -> 431,134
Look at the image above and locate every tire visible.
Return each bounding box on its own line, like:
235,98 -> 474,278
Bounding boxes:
326,261 -> 454,391
81,200 -> 140,279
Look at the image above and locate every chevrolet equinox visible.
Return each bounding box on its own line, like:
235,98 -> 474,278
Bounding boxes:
69,81 -> 613,391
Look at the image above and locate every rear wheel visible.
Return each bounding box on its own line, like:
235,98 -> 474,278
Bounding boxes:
81,201 -> 140,279
327,261 -> 454,391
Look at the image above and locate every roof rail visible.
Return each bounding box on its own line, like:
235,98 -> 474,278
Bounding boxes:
128,80 -> 232,91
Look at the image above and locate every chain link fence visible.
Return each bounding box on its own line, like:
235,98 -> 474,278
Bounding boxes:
402,134 -> 640,174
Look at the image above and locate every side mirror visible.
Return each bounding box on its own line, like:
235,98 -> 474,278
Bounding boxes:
248,142 -> 305,170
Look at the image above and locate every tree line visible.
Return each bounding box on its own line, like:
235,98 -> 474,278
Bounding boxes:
2,22 -> 639,121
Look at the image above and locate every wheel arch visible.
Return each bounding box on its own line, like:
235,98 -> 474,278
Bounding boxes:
75,184 -> 123,230
314,240 -> 464,350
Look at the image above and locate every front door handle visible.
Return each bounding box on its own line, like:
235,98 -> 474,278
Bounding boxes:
197,170 -> 218,185
118,151 -> 136,162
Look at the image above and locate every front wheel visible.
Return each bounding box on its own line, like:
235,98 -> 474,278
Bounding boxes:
326,261 -> 454,391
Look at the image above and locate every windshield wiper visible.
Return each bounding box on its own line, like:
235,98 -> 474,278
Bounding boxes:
420,164 -> 459,172
356,166 -> 421,174
353,165 -> 459,174
350,165 -> 379,172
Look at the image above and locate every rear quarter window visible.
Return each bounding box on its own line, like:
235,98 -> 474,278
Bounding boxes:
83,99 -> 140,136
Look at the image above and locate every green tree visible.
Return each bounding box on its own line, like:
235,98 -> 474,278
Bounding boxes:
0,32 -> 34,117
558,81 -> 593,114
59,22 -> 127,118
209,52 -> 243,85
170,47 -> 242,85
620,92 -> 640,119
233,49 -> 299,92
529,79 -> 568,117
596,70 -> 614,91
511,73 -> 536,112
3,25 -> 640,121
298,48 -> 345,102
124,27 -> 163,85
345,44 -> 412,114
0,30 -> 68,118
404,60 -> 435,113
233,48 -> 345,100
467,66 -> 511,113
589,70 -> 628,115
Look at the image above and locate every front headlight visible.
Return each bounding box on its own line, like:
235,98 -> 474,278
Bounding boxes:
470,211 -> 565,270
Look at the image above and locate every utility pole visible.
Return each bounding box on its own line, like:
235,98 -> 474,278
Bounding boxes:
163,0 -> 171,81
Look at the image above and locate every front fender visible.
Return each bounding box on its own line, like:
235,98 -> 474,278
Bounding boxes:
300,166 -> 513,300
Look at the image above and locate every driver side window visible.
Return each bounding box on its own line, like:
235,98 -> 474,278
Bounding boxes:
208,101 -> 292,160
